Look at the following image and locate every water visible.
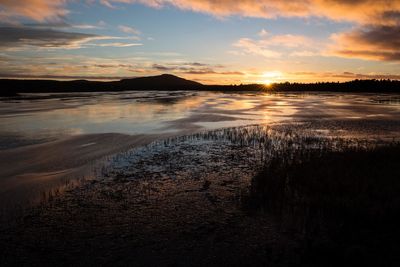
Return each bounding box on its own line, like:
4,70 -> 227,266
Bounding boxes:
1,90 -> 400,215
1,91 -> 400,146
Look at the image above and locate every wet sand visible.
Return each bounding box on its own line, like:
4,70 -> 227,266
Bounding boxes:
0,133 -> 165,211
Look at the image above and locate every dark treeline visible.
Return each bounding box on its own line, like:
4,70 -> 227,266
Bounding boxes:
1,74 -> 400,97
270,79 -> 400,93
212,79 -> 400,92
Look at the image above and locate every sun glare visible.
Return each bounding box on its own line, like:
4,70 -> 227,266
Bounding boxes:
263,79 -> 272,86
260,71 -> 282,85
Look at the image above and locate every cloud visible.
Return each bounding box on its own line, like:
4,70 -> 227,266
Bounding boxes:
151,62 -> 215,72
0,53 -> 153,79
72,23 -> 105,30
104,1 -> 400,25
332,71 -> 400,80
150,62 -> 243,75
330,24 -> 400,61
233,38 -> 281,58
290,71 -> 400,80
3,1 -> 399,27
24,21 -> 106,30
101,0 -> 163,9
152,63 -> 175,71
0,52 -> 242,81
258,29 -> 268,37
0,26 -> 141,50
181,68 -> 217,75
181,69 -> 244,75
233,33 -> 316,58
95,42 -> 142,47
185,62 -> 209,67
92,63 -> 139,69
118,25 -> 141,35
0,73 -> 131,80
2,1 -> 398,59
0,26 -> 98,49
0,0 -> 68,22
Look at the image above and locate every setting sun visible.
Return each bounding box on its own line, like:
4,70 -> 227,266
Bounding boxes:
260,71 -> 283,85
263,80 -> 273,86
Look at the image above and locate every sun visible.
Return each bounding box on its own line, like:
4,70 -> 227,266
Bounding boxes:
259,71 -> 283,85
262,79 -> 273,86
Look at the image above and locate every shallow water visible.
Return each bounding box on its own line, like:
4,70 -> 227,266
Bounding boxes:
1,91 -> 400,147
1,91 -> 400,214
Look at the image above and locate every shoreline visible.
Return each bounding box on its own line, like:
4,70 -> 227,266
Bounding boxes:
1,117 -> 400,216
0,132 -> 169,213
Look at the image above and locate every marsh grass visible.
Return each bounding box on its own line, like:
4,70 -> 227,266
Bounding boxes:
246,143 -> 400,266
103,124 -> 378,176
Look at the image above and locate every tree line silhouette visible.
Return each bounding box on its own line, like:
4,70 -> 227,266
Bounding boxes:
1,74 -> 399,97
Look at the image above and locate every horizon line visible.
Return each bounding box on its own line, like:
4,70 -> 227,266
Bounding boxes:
1,73 -> 399,85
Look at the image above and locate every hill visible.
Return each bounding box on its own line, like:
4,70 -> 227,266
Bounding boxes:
118,74 -> 203,90
0,74 -> 204,96
1,74 -> 400,96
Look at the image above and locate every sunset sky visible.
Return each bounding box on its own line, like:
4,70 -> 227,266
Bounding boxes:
0,0 -> 399,84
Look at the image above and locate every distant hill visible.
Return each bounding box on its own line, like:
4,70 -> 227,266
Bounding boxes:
0,74 -> 204,96
1,74 -> 400,96
118,74 -> 203,90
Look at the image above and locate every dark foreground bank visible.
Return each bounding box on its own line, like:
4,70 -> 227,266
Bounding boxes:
0,133 -> 399,266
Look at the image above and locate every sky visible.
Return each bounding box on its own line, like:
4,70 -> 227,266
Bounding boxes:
0,0 -> 399,84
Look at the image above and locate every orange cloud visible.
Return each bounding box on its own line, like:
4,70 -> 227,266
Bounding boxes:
3,0 -> 399,25
330,24 -> 400,61
0,0 -> 68,22
106,0 -> 400,25
289,71 -> 400,81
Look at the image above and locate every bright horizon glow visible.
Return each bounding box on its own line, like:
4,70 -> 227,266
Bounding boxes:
262,80 -> 273,86
259,71 -> 283,85
0,1 -> 399,84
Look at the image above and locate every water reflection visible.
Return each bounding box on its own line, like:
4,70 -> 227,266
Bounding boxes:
1,91 -> 400,146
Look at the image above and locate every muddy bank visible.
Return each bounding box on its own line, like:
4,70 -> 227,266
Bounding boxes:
0,136 -> 300,266
0,119 -> 399,265
0,133 -> 168,213
1,123 -> 394,266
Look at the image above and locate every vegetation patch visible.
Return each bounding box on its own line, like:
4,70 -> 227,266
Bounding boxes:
246,144 -> 400,266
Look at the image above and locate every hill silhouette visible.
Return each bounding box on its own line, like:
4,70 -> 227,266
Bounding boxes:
117,74 -> 203,90
0,74 -> 204,96
1,74 -> 400,96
